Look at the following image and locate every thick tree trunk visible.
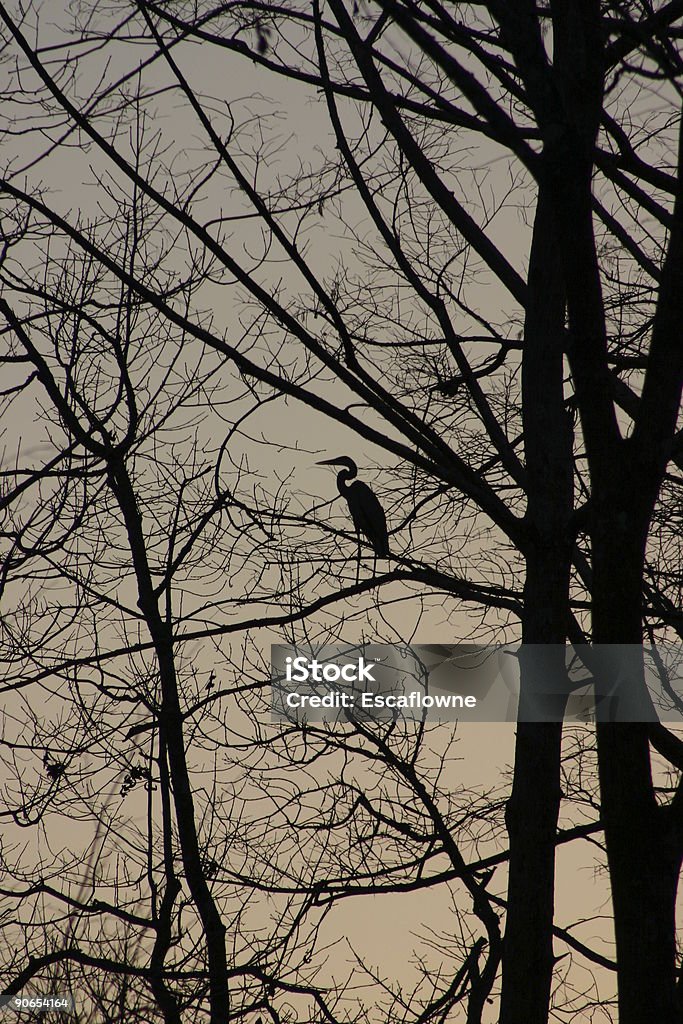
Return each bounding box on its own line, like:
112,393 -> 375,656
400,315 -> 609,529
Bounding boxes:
500,190 -> 572,1024
593,513 -> 682,1024
597,722 -> 681,1024
503,718 -> 563,1024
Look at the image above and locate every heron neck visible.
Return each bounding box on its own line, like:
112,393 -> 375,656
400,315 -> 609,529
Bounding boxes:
337,469 -> 355,491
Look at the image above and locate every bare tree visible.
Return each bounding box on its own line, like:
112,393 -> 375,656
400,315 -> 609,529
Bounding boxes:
1,2 -> 683,1023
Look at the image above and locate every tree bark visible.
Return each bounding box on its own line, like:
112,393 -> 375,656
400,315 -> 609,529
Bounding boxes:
500,189 -> 572,1024
590,107 -> 683,1024
592,494 -> 683,1024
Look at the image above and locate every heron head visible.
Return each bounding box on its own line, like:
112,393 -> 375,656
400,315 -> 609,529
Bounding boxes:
316,456 -> 358,477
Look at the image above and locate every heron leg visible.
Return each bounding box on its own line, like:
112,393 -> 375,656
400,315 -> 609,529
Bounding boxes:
355,532 -> 361,585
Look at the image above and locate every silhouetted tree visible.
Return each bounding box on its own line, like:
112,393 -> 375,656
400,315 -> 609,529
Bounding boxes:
1,3 -> 683,1023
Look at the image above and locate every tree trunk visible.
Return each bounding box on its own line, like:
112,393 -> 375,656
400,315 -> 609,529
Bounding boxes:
500,189 -> 572,1024
108,460 -> 229,1024
593,509 -> 682,1024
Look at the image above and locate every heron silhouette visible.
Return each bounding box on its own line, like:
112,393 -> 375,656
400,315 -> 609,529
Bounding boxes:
317,457 -> 389,581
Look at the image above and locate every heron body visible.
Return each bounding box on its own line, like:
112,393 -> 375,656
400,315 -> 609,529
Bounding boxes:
343,478 -> 389,557
317,457 -> 389,559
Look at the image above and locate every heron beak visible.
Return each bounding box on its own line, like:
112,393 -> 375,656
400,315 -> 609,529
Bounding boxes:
316,459 -> 341,466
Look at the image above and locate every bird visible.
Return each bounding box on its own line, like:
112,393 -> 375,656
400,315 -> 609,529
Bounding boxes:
317,457 -> 389,580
